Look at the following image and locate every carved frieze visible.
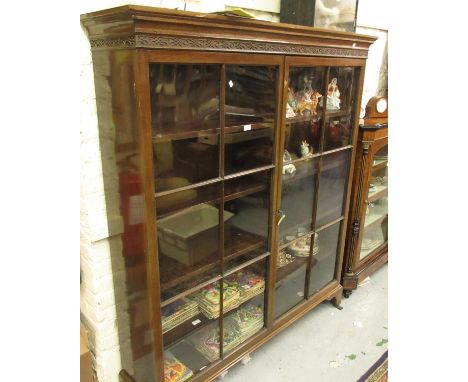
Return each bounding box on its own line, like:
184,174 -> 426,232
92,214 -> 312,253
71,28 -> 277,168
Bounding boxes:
90,35 -> 368,58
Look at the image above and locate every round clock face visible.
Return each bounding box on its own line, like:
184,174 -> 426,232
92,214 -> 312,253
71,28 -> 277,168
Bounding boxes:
376,98 -> 387,113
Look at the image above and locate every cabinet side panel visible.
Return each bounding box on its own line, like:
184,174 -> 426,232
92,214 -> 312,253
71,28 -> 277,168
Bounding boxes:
90,48 -> 159,382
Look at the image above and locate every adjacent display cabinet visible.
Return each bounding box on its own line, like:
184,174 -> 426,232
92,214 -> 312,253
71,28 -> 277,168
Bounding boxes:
342,97 -> 388,297
81,6 -> 376,382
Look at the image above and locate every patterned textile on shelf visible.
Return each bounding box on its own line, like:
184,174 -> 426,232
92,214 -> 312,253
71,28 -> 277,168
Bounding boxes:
164,351 -> 194,382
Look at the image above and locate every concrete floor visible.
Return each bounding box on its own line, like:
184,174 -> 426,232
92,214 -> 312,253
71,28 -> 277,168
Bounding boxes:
220,264 -> 388,382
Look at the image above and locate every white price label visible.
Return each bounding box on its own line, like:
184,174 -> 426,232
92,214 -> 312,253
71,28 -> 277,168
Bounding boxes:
243,124 -> 252,131
192,319 -> 201,326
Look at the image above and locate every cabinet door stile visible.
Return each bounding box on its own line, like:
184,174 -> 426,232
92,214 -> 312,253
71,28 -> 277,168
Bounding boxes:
338,65 -> 366,280
135,49 -> 165,382
264,56 -> 286,329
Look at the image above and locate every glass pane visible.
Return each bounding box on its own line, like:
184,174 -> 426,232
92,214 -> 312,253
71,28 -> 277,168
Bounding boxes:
274,251 -> 307,319
223,171 -> 271,271
156,183 -> 222,303
223,259 -> 267,353
225,65 -> 277,174
285,67 -> 326,155
316,149 -> 351,227
323,67 -> 358,152
150,64 -> 221,192
373,145 -> 388,168
307,222 -> 341,297
165,317 -> 220,376
279,158 -> 318,245
93,50 -> 155,380
360,198 -> 388,260
361,147 -> 388,260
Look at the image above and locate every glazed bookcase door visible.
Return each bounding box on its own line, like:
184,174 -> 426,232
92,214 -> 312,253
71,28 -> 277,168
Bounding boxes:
275,60 -> 360,318
147,57 -> 281,380
359,144 -> 388,260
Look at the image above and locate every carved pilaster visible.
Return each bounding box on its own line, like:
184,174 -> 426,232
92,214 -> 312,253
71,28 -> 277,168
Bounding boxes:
346,142 -> 371,274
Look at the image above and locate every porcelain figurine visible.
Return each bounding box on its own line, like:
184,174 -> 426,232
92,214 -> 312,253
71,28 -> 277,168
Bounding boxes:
283,163 -> 296,174
286,102 -> 296,118
287,87 -> 298,110
300,140 -> 312,157
296,89 -> 322,116
282,149 -> 296,174
326,77 -> 341,110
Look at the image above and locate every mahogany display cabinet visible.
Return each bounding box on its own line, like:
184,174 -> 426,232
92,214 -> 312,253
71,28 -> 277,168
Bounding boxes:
342,97 -> 388,297
81,6 -> 376,382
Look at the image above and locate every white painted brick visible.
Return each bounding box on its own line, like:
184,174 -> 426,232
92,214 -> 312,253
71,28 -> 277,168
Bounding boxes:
82,312 -> 131,340
95,346 -> 122,382
82,269 -> 127,297
88,215 -> 124,242
81,255 -> 125,282
81,237 -> 122,265
84,299 -> 129,324
89,330 -> 121,354
82,282 -> 127,310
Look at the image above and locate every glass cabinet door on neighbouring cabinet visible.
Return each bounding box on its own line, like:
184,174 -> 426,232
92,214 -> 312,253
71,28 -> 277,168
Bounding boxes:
360,145 -> 388,260
150,63 -> 278,378
275,64 -> 359,318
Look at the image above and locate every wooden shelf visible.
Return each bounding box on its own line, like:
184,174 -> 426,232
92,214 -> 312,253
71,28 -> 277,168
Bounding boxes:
368,185 -> 388,202
372,159 -> 387,172
224,230 -> 267,264
284,109 -> 352,125
156,177 -> 267,219
163,312 -> 214,348
285,114 -> 320,125
364,213 -> 388,232
153,121 -> 273,142
275,257 -> 306,282
282,159 -> 317,185
159,227 -> 266,294
324,109 -> 352,118
163,290 -> 265,349
359,240 -> 387,261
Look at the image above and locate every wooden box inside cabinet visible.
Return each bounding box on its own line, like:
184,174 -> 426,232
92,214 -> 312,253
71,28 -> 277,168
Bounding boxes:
81,5 -> 375,382
342,97 -> 388,297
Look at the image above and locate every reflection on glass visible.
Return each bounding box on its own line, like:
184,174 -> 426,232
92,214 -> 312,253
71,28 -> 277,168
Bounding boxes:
287,67 -> 325,119
323,114 -> 352,151
316,150 -> 350,227
274,261 -> 307,319
285,67 -> 325,155
166,319 -> 220,375
150,64 -> 221,192
156,183 -> 223,302
225,66 -> 277,174
308,222 -> 341,297
327,67 -> 356,112
280,158 -> 318,245
322,67 -> 357,152
223,259 -> 266,353
361,146 -> 388,260
373,145 -> 388,168
223,171 -> 270,269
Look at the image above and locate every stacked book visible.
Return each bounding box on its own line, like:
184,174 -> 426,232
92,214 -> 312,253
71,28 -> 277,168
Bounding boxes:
161,298 -> 199,334
195,281 -> 240,319
227,304 -> 264,342
194,322 -> 241,362
226,269 -> 265,304
164,351 -> 193,382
